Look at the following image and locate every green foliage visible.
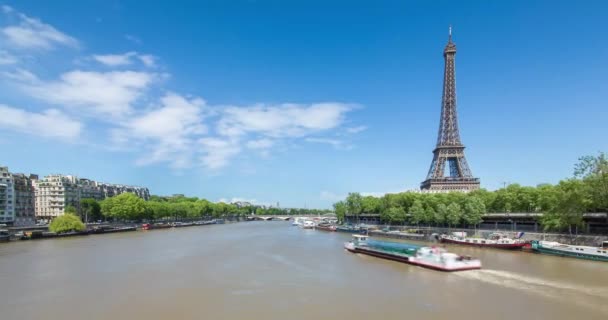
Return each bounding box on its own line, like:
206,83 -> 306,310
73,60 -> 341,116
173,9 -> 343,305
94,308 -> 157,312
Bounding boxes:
385,206 -> 406,224
80,198 -> 101,223
333,201 -> 347,223
65,205 -> 77,215
346,193 -> 363,218
462,196 -> 486,226
49,214 -> 86,233
408,200 -> 425,225
445,203 -> 463,227
101,193 -> 146,221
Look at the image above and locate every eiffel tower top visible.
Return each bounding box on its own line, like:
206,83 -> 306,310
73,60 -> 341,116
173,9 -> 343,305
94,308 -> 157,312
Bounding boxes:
444,25 -> 457,55
436,25 -> 462,147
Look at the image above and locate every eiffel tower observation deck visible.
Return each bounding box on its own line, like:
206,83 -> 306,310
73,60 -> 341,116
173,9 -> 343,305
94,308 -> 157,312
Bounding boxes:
421,26 -> 480,192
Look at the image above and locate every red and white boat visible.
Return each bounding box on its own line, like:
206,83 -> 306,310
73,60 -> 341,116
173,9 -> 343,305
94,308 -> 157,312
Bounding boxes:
440,232 -> 528,250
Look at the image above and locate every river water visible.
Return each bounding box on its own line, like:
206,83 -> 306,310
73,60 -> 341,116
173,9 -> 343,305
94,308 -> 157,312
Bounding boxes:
1,221 -> 607,320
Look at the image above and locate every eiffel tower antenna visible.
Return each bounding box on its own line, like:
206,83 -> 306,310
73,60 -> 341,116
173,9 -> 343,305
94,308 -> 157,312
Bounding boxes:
420,26 -> 480,192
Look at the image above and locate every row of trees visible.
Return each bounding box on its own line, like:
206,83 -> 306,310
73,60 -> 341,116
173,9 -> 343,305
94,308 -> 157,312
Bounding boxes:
334,153 -> 608,232
72,194 -> 331,223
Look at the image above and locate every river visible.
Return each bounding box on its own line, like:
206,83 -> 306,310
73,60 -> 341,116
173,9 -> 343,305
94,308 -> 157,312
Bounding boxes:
1,221 -> 607,320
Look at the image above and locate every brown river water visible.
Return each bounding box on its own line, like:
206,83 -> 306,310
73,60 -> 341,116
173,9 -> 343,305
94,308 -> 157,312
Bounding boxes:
1,221 -> 607,320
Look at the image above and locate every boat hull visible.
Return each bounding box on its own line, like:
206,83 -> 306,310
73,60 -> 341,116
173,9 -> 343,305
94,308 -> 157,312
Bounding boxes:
346,246 -> 480,272
440,237 -> 527,250
532,243 -> 608,262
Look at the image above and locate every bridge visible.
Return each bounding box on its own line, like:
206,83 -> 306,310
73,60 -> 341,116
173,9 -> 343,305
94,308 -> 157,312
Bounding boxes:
246,214 -> 336,221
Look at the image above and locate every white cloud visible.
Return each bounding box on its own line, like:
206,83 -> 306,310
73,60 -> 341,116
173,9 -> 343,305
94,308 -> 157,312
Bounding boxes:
199,137 -> 241,170
124,34 -> 142,45
246,138 -> 274,149
2,68 -> 38,82
24,70 -> 155,118
138,54 -> 156,67
1,7 -> 78,50
0,50 -> 17,65
92,51 -> 156,67
218,103 -> 353,138
305,137 -> 352,150
115,93 -> 206,168
346,125 -> 367,134
0,104 -> 81,139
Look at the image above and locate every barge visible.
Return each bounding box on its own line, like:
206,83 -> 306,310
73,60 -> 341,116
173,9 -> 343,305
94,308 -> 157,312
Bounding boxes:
345,235 -> 481,272
440,232 -> 528,250
531,240 -> 608,262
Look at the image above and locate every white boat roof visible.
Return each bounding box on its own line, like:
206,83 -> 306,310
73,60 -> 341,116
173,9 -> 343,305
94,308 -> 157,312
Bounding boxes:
353,235 -> 368,239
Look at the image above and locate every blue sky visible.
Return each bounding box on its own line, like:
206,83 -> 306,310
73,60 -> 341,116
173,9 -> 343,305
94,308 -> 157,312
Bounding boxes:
0,1 -> 606,208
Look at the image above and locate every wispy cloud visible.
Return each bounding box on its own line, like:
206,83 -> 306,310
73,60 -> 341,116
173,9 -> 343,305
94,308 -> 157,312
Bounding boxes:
0,50 -> 17,64
305,137 -> 352,150
92,51 -> 156,67
124,34 -> 142,45
346,125 -> 367,134
20,70 -> 156,118
1,5 -> 78,50
0,104 -> 82,140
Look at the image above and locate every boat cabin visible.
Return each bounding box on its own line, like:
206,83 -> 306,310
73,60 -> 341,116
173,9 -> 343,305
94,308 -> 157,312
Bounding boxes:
352,234 -> 368,245
602,241 -> 608,250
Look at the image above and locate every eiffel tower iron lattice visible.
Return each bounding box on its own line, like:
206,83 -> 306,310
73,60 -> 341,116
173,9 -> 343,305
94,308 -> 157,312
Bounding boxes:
420,27 -> 480,192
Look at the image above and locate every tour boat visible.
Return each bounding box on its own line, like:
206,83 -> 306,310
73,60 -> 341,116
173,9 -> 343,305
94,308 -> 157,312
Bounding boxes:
315,223 -> 337,232
531,240 -> 608,262
345,235 -> 481,272
439,232 -> 528,250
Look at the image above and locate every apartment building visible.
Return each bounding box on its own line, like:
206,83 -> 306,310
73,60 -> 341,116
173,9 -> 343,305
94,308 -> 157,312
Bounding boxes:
0,167 -> 15,224
13,173 -> 38,226
34,175 -> 81,220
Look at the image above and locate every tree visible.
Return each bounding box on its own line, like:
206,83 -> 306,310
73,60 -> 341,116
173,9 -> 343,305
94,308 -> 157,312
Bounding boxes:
386,206 -> 406,225
333,201 -> 347,223
575,152 -> 608,212
423,206 -> 436,227
409,200 -> 425,227
65,205 -> 77,215
49,214 -> 86,233
101,193 -> 146,221
80,198 -> 101,223
540,179 -> 590,235
346,193 -> 363,223
434,203 -> 447,226
462,196 -> 486,230
445,203 -> 462,229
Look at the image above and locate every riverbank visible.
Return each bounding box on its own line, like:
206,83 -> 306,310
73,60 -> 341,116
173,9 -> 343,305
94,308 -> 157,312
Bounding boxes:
366,225 -> 608,246
1,219 -> 224,243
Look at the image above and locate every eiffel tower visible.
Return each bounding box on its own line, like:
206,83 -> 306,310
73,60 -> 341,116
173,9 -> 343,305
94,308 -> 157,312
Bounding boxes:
421,27 -> 480,192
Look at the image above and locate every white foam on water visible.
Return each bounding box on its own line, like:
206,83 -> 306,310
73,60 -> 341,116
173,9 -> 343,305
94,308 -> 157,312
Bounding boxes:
455,269 -> 608,315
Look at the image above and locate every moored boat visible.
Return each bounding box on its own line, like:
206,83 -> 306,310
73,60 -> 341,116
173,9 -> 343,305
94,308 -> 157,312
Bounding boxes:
336,225 -> 368,234
315,223 -> 337,232
141,223 -> 172,230
0,230 -> 10,242
531,240 -> 608,262
440,232 -> 527,250
345,235 -> 481,272
299,220 -> 315,229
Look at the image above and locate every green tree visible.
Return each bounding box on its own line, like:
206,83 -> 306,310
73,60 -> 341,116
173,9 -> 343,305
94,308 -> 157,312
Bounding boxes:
80,198 -> 101,223
346,193 -> 363,223
49,214 -> 86,233
575,152 -> 608,212
386,206 -> 406,225
434,203 -> 447,226
409,200 -> 425,227
445,203 -> 462,229
541,179 -> 590,235
65,205 -> 77,215
101,193 -> 146,221
333,201 -> 347,223
462,196 -> 486,229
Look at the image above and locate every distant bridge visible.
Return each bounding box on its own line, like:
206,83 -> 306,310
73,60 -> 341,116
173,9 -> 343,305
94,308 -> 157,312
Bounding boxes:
246,214 -> 336,221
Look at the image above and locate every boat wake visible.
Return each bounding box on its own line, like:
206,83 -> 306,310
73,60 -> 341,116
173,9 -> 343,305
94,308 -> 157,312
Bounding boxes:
456,269 -> 608,315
